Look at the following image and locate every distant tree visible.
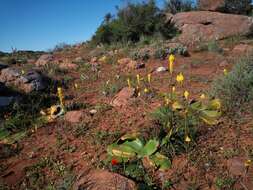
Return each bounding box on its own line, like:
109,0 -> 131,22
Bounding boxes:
224,0 -> 252,15
103,13 -> 113,24
164,0 -> 194,14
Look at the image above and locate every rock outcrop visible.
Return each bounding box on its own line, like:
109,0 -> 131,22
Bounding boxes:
111,87 -> 135,107
198,0 -> 225,11
0,67 -> 46,93
35,54 -> 53,66
170,11 -> 253,45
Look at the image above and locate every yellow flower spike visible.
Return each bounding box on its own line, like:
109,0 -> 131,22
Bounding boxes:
223,69 -> 228,76
127,78 -> 131,88
136,74 -> 140,85
245,159 -> 252,167
172,86 -> 176,93
57,87 -> 65,108
144,88 -> 149,93
200,94 -> 206,99
185,135 -> 191,143
176,73 -> 184,84
165,97 -> 170,105
147,74 -> 151,84
184,91 -> 189,100
169,54 -> 175,74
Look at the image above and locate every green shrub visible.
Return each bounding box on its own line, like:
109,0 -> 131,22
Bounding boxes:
130,49 -> 150,61
165,0 -> 195,14
91,1 -> 178,45
153,45 -> 188,60
224,0 -> 252,15
211,55 -> 253,114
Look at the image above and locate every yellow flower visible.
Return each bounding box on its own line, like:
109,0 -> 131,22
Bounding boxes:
172,86 -> 176,92
147,74 -> 151,84
99,55 -> 107,63
138,92 -> 141,97
172,101 -> 183,110
144,88 -> 149,93
210,99 -> 221,110
165,97 -> 170,105
245,159 -> 252,167
127,78 -> 131,88
169,54 -> 175,74
223,69 -> 228,76
184,91 -> 189,100
21,70 -> 25,75
57,87 -> 64,108
200,94 -> 206,99
185,135 -> 191,142
176,73 -> 184,84
74,83 -> 78,89
136,74 -> 140,85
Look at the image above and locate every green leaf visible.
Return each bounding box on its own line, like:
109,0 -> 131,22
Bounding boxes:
111,144 -> 136,158
3,131 -> 27,144
123,138 -> 144,153
149,152 -> 171,170
200,110 -> 221,125
140,139 -> 159,157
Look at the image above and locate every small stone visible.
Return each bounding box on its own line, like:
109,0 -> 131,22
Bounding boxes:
227,157 -> 245,176
111,87 -> 135,107
0,96 -> 14,107
156,66 -> 167,73
232,44 -> 253,54
65,110 -> 84,123
89,109 -> 97,115
35,54 -> 53,66
219,60 -> 229,67
59,63 -> 78,70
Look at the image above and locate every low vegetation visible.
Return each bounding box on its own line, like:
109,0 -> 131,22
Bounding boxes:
211,55 -> 253,115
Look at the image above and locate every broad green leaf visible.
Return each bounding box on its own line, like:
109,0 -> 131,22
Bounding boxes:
200,110 -> 221,125
123,138 -> 144,153
140,139 -> 159,156
111,144 -> 136,158
3,131 -> 27,144
149,152 -> 171,170
107,143 -> 118,156
189,101 -> 202,110
208,99 -> 221,110
0,129 -> 10,141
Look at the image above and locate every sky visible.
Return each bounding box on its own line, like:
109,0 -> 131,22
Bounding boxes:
0,0 -> 165,52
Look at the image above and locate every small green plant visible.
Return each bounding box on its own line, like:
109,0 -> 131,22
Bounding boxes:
196,41 -> 223,53
211,55 -> 253,115
152,96 -> 221,158
130,49 -> 150,61
215,176 -> 236,190
107,133 -> 171,170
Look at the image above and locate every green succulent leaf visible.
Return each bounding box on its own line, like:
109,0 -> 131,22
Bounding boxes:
112,144 -> 136,158
149,152 -> 171,170
200,110 -> 221,125
140,139 -> 159,157
123,138 -> 144,153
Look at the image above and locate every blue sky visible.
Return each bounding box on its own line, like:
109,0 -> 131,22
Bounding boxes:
0,0 -> 165,52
